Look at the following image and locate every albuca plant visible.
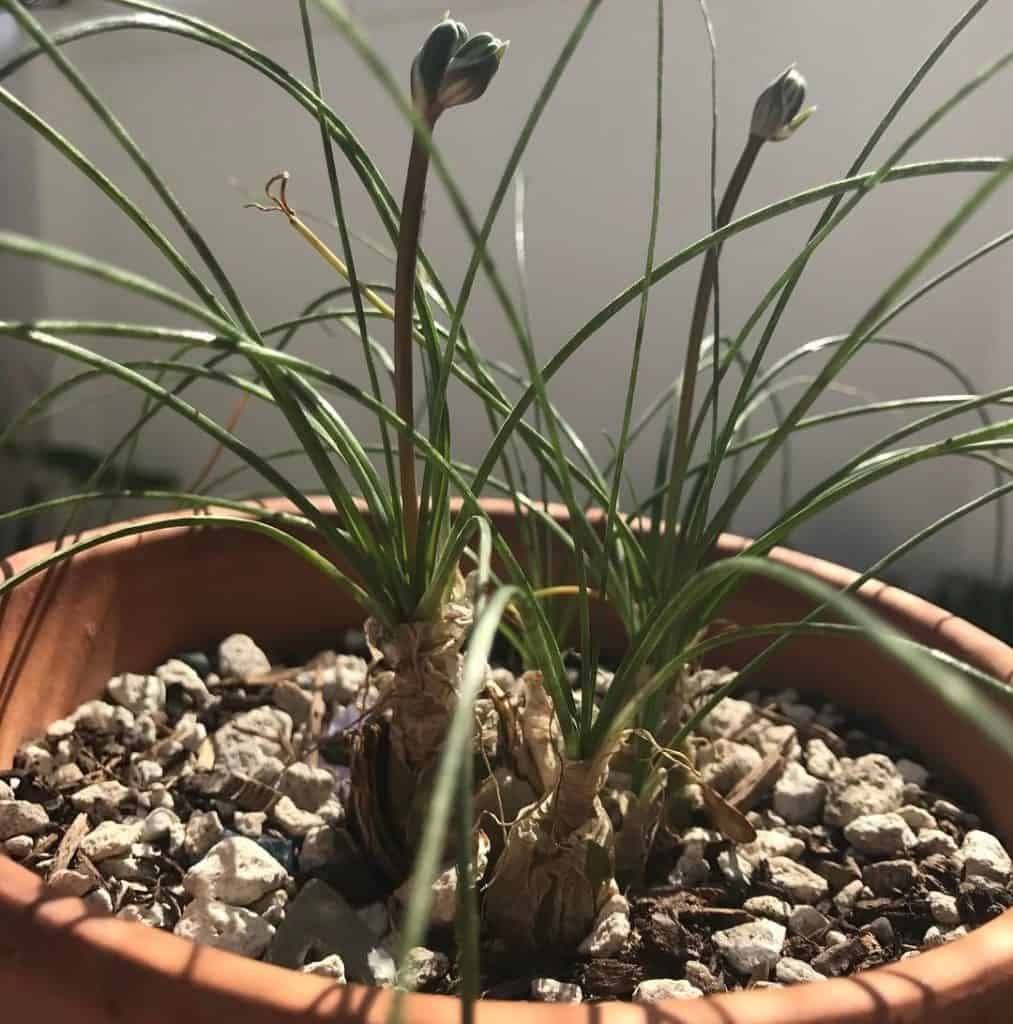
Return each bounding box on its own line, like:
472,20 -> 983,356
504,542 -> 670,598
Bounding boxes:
3,0 -> 1013,1013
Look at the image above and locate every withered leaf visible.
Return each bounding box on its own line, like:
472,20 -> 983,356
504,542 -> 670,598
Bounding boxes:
700,782 -> 757,843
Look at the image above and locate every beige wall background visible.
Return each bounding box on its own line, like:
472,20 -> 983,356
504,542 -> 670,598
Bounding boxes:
1,0 -> 1012,587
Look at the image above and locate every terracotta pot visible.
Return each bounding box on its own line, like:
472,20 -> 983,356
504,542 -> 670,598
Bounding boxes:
2,499 -> 1013,1024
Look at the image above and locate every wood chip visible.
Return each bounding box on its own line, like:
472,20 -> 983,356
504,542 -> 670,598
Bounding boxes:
725,733 -> 793,812
579,958 -> 644,998
195,737 -> 216,771
637,909 -> 696,963
213,668 -> 299,689
755,703 -> 847,755
49,812 -> 89,877
32,832 -> 59,858
75,851 -> 107,891
678,906 -> 756,929
304,690 -> 326,768
217,773 -> 280,812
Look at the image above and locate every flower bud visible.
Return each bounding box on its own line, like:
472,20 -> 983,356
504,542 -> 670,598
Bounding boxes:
411,15 -> 506,122
750,64 -> 814,142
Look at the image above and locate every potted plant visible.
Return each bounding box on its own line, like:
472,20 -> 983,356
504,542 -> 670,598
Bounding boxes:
2,0 -> 1013,1021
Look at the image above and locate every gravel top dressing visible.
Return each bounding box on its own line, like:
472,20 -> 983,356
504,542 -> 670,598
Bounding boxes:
3,631 -> 1011,1004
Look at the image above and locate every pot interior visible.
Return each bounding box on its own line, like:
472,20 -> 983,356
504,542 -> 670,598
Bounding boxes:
2,506 -> 1012,845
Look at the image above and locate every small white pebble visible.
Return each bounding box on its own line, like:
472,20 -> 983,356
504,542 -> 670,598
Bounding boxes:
107,673 -> 165,716
578,889 -> 631,958
922,924 -> 965,949
69,700 -> 133,736
401,947 -> 450,990
834,879 -> 866,912
776,957 -> 827,984
0,799 -> 49,839
960,830 -> 1012,883
3,835 -> 33,860
117,902 -> 171,929
47,869 -> 95,898
130,760 -> 163,789
131,715 -> 158,748
743,896 -> 791,924
789,905 -> 829,939
271,795 -> 324,838
84,888 -> 114,914
17,744 -> 54,779
234,812 -> 267,839
174,897 -> 274,957
251,888 -> 289,927
301,954 -> 346,982
531,979 -> 582,1003
45,719 -> 75,742
844,812 -> 915,858
52,764 -> 84,788
928,891 -> 960,927
633,979 -> 703,1002
79,821 -> 143,863
804,738 -> 840,780
142,808 -> 182,843
218,634 -> 271,680
897,805 -> 936,831
184,811 -> 225,860
70,781 -> 132,818
915,829 -> 958,858
773,762 -> 827,825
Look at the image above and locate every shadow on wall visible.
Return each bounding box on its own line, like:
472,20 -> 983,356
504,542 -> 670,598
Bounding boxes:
925,572 -> 1013,646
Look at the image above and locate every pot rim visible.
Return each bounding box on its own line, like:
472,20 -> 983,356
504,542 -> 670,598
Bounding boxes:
2,497 -> 1013,1024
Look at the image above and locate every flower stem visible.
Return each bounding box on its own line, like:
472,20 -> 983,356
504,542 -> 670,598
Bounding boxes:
395,130 -> 432,568
661,133 -> 764,584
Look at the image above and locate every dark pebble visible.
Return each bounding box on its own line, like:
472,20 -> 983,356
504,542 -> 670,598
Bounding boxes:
814,857 -> 862,892
177,651 -> 213,678
812,934 -> 881,978
862,916 -> 896,951
920,854 -> 961,893
211,800 -> 236,824
164,688 -> 188,721
844,730 -> 873,756
902,783 -> 925,805
484,976 -> 539,1001
811,940 -> 857,978
257,835 -> 296,874
931,799 -> 964,825
314,828 -> 388,905
637,909 -> 696,965
863,860 -> 919,897
340,629 -> 368,657
958,878 -> 1011,924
